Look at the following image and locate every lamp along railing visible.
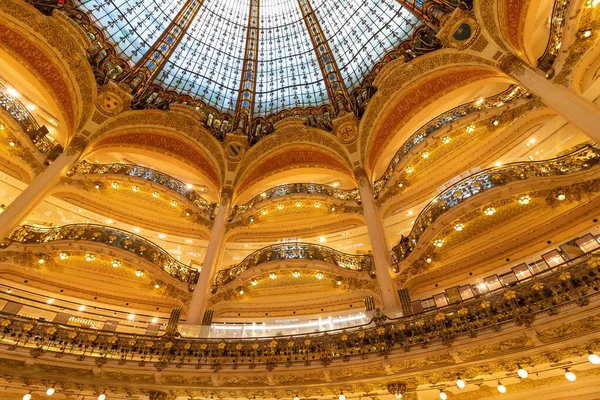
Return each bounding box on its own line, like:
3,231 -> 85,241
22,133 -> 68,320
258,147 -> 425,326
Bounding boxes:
229,183 -> 361,220
0,249 -> 598,371
6,224 -> 199,284
373,85 -> 528,196
391,145 -> 600,263
214,243 -> 374,287
537,0 -> 570,73
73,161 -> 217,216
0,80 -> 63,162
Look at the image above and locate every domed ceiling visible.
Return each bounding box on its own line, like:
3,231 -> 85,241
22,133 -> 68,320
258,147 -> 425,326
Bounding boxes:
77,0 -> 419,116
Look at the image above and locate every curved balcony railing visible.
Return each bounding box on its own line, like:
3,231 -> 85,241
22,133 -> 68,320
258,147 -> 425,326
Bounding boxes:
391,145 -> 600,263
373,85 -> 528,195
537,0 -> 570,73
0,249 -> 598,371
0,80 -> 63,161
6,224 -> 199,284
73,161 -> 217,216
230,183 -> 361,219
214,243 -> 373,287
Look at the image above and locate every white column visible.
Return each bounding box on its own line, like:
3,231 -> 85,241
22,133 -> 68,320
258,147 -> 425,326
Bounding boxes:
185,188 -> 231,325
0,137 -> 87,241
355,168 -> 399,309
500,55 -> 600,141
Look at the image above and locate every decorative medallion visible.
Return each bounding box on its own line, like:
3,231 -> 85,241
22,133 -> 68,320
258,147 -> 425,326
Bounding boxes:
333,112 -> 359,144
95,81 -> 132,117
437,9 -> 481,51
225,133 -> 248,161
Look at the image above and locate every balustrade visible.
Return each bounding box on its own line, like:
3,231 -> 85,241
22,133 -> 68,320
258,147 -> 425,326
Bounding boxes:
392,145 -> 600,263
214,242 -> 373,287
230,183 -> 361,220
537,0 -> 571,73
0,80 -> 62,161
5,224 -> 198,284
0,249 -> 598,370
73,161 -> 217,216
373,85 -> 528,195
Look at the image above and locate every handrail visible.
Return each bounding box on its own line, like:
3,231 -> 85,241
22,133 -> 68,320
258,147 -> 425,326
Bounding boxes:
73,161 -> 217,216
373,85 -> 528,195
0,249 -> 598,370
0,80 -> 63,161
537,0 -> 570,73
6,224 -> 199,284
391,145 -> 600,263
229,183 -> 361,219
214,242 -> 373,286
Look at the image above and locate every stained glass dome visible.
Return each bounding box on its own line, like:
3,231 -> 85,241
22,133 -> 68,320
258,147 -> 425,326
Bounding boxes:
75,0 -> 421,117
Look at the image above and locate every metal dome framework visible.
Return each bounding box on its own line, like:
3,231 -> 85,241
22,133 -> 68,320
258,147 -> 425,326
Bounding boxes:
65,0 -> 459,142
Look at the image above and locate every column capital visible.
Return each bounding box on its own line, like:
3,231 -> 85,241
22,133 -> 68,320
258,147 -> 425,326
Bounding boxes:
498,53 -> 527,76
65,135 -> 89,156
353,167 -> 369,185
220,186 -> 233,204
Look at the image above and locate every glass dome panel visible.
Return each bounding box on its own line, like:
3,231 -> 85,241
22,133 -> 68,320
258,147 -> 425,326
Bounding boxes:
311,0 -> 418,90
76,0 -> 422,116
255,0 -> 328,116
158,0 -> 250,114
78,0 -> 186,64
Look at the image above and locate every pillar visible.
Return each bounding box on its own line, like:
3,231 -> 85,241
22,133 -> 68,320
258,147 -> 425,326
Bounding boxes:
0,136 -> 88,241
354,168 -> 399,309
185,187 -> 232,324
499,54 -> 600,141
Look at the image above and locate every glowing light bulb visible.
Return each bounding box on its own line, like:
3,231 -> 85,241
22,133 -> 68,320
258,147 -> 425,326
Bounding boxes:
588,351 -> 600,364
497,382 -> 506,393
98,394 -> 106,400
394,394 -> 402,399
339,392 -> 345,400
517,365 -> 528,378
456,377 -> 466,388
565,370 -> 576,381
439,391 -> 447,400
46,387 -> 55,396
23,394 -> 32,400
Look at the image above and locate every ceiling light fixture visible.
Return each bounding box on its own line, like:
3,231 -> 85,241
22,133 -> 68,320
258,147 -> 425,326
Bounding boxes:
565,369 -> 577,381
497,381 -> 506,394
484,207 -> 496,216
588,350 -> 600,364
517,364 -> 528,378
456,376 -> 466,388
